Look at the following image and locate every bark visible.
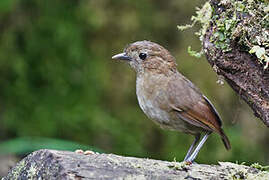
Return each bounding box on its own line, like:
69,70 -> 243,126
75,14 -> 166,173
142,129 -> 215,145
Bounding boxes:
3,149 -> 269,180
203,0 -> 269,127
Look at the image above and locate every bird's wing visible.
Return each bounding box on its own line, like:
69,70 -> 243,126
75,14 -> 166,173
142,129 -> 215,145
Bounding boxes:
168,73 -> 222,133
167,73 -> 231,150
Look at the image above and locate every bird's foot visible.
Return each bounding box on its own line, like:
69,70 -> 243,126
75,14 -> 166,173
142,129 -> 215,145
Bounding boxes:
184,160 -> 192,165
184,160 -> 197,165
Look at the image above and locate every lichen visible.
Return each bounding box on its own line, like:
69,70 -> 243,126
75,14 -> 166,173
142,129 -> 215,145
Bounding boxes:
178,0 -> 269,69
250,162 -> 269,172
8,159 -> 26,179
124,174 -> 147,180
178,2 -> 213,58
219,162 -> 269,180
167,161 -> 189,171
187,46 -> 203,58
27,164 -> 38,180
249,46 -> 269,69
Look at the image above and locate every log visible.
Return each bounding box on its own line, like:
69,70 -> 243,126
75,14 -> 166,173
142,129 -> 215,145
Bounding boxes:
3,149 -> 269,179
202,0 -> 269,126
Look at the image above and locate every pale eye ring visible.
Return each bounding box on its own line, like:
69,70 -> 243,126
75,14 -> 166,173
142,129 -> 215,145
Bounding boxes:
139,53 -> 147,60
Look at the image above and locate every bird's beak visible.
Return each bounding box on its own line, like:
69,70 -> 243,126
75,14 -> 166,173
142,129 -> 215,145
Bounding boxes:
112,53 -> 131,61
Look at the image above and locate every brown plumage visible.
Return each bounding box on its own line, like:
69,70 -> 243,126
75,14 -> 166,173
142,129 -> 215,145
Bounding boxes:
112,40 -> 231,162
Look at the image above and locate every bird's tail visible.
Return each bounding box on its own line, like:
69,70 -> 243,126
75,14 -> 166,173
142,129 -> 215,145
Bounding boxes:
220,129 -> 231,150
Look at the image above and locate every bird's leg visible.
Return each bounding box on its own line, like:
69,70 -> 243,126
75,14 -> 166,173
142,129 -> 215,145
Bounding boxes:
185,132 -> 211,163
183,134 -> 200,161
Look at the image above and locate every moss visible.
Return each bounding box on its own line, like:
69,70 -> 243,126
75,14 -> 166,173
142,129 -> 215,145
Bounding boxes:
179,0 -> 269,68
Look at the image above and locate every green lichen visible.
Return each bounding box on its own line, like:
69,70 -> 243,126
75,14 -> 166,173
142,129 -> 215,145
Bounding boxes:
250,162 -> 269,172
179,0 -> 269,68
214,0 -> 269,68
167,159 -> 190,171
177,2 -> 213,58
8,159 -> 26,179
219,162 -> 269,180
249,46 -> 269,69
187,46 -> 203,58
27,164 -> 38,180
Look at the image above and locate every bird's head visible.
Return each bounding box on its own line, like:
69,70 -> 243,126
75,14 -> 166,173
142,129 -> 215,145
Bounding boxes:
112,40 -> 177,75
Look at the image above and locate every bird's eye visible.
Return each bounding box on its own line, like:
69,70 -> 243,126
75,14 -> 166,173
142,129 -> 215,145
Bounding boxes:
139,53 -> 147,60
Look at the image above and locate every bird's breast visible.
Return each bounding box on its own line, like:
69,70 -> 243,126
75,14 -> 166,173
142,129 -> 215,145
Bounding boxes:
136,74 -> 171,126
135,73 -> 195,133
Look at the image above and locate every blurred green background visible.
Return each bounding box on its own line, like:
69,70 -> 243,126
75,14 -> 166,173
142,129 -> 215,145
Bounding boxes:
0,0 -> 268,172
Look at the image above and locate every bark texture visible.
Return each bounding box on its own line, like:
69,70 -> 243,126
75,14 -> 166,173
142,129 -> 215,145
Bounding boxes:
203,0 -> 269,127
3,149 -> 269,180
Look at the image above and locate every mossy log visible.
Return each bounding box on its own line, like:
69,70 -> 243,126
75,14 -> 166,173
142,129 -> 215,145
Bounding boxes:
3,149 -> 269,179
202,0 -> 269,127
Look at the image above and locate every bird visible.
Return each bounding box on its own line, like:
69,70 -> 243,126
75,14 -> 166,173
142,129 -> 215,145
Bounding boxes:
112,40 -> 231,163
